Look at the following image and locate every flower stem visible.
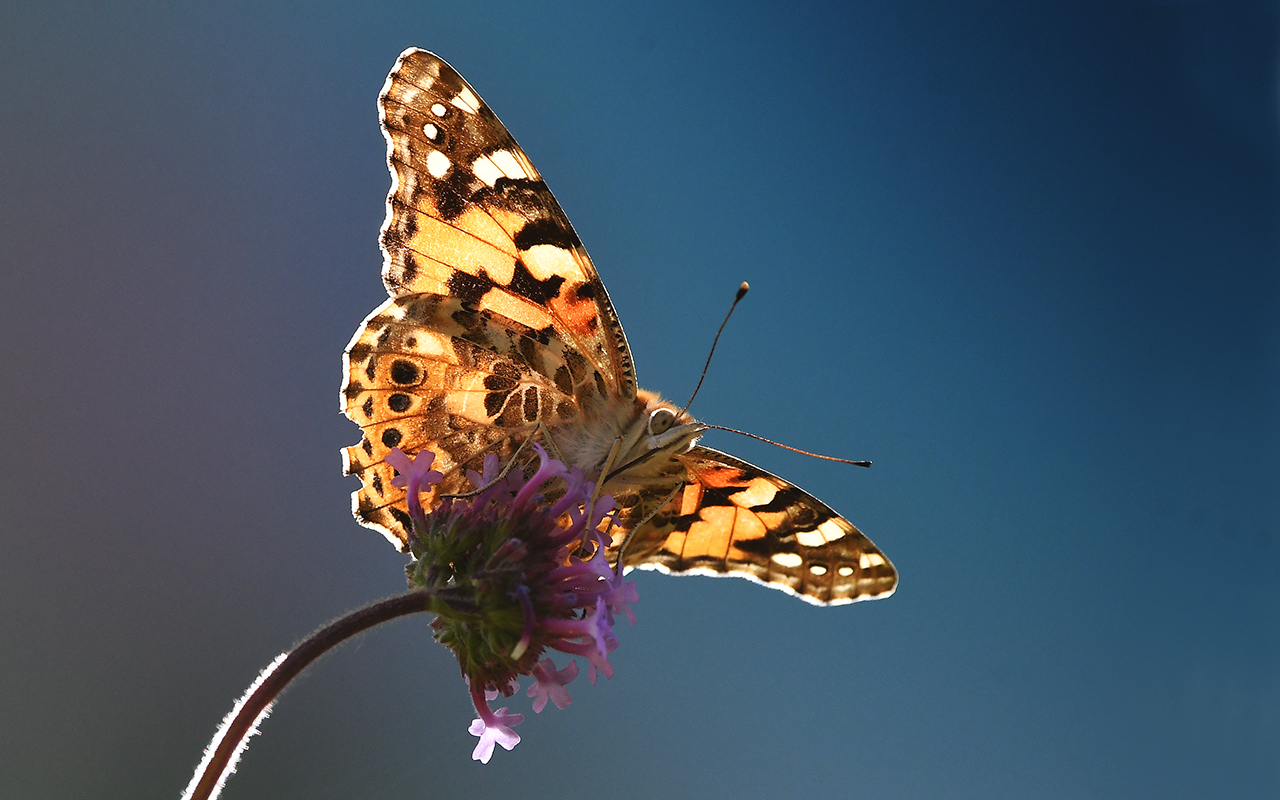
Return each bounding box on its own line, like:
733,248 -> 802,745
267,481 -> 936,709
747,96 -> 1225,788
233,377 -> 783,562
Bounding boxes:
182,590 -> 437,800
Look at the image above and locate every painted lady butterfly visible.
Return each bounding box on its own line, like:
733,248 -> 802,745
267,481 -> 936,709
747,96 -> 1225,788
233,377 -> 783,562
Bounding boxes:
342,49 -> 896,605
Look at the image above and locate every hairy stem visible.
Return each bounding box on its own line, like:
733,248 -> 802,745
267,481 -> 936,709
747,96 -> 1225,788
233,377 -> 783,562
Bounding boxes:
182,590 -> 437,800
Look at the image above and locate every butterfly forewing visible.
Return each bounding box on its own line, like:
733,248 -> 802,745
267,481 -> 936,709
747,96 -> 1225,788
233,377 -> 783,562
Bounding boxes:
377,50 -> 634,396
343,48 -> 897,604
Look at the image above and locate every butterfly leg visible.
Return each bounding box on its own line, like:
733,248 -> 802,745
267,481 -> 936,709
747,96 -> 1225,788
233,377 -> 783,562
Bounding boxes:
579,434 -> 626,553
592,435 -> 624,501
532,419 -> 568,465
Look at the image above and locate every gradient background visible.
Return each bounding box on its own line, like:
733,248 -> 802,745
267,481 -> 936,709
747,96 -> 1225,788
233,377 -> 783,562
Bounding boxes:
2,2 -> 1277,798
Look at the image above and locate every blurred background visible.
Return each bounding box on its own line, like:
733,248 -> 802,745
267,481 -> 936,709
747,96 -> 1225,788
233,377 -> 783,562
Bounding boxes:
2,2 -> 1276,798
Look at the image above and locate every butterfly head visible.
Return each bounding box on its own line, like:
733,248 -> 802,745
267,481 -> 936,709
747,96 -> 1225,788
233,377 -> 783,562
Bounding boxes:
600,391 -> 705,487
645,403 -> 696,442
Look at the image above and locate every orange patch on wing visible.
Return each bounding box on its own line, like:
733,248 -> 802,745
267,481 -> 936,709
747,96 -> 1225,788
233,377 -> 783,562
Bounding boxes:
693,465 -> 748,490
722,508 -> 768,552
488,208 -> 534,243
477,287 -> 556,331
666,485 -> 771,563
450,207 -> 519,256
407,213 -> 516,282
680,506 -> 735,559
678,483 -> 704,515
548,285 -> 599,338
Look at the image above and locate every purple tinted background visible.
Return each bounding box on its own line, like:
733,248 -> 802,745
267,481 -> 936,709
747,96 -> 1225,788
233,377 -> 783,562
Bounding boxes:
2,2 -> 1276,798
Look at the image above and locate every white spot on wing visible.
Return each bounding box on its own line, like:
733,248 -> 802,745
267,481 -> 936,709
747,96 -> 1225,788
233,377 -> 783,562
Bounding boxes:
471,155 -> 503,187
488,149 -> 528,180
733,479 -> 779,508
451,87 -> 481,113
522,244 -> 584,280
809,564 -> 828,575
771,552 -> 803,568
472,150 -> 530,188
795,529 -> 826,548
423,123 -> 438,140
430,103 -> 447,117
817,518 -> 847,543
837,566 -> 855,577
426,149 -> 451,178
795,518 -> 847,548
858,552 -> 886,568
413,331 -> 452,359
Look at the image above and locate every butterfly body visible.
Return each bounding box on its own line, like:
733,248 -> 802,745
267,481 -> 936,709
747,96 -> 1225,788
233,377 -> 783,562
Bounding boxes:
343,49 -> 897,605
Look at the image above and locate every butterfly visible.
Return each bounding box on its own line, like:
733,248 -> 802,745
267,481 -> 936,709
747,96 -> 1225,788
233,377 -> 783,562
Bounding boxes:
342,49 -> 896,605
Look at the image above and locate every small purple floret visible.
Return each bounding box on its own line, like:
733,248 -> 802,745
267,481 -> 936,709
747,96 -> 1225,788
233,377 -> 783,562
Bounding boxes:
528,659 -> 578,712
386,447 -> 444,525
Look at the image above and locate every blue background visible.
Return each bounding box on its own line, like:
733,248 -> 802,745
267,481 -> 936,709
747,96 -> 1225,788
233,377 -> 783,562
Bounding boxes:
2,2 -> 1276,798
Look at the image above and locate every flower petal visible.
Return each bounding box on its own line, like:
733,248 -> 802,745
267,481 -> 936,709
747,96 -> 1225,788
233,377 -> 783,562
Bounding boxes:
468,707 -> 523,763
528,658 -> 578,712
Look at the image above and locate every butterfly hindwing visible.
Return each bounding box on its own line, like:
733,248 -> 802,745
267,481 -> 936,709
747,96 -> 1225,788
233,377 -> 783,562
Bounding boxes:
343,292 -> 599,548
619,447 -> 897,605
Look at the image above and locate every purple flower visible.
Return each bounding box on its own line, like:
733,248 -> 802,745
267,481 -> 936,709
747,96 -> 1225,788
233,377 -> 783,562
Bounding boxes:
386,447 -> 444,531
527,658 -> 578,712
467,680 -> 523,764
390,444 -> 639,761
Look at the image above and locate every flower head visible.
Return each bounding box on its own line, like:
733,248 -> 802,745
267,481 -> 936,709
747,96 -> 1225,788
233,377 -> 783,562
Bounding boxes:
388,444 -> 638,761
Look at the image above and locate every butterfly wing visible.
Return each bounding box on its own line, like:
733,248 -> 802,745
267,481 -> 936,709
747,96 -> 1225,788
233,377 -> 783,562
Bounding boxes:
377,48 -> 634,396
618,446 -> 897,605
343,293 -> 617,547
343,49 -> 633,548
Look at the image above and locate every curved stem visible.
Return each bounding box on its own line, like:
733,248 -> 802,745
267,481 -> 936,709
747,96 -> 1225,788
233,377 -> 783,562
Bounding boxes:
182,590 -> 437,800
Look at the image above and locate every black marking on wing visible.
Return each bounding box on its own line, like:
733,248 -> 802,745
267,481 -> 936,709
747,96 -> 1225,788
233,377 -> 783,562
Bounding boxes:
509,259 -> 566,305
445,270 -> 494,307
513,216 -> 582,251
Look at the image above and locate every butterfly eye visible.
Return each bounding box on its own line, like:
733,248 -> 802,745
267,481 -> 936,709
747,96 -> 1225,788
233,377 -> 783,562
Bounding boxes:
648,408 -> 677,435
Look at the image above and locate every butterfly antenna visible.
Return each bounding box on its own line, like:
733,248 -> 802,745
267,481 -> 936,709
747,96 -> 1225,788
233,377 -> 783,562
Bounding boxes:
704,424 -> 872,467
681,282 -> 750,417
